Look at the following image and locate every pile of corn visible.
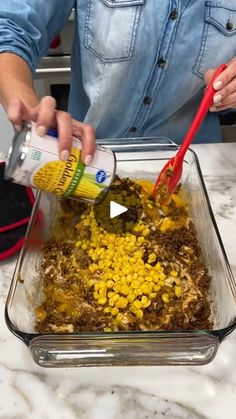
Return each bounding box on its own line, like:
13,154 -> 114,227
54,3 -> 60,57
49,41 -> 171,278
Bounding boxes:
75,203 -> 183,329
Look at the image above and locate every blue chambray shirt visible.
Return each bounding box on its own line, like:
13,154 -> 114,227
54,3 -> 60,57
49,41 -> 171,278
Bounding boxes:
0,0 -> 236,144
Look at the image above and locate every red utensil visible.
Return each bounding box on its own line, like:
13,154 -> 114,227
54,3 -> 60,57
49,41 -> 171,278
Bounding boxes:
152,63 -> 227,202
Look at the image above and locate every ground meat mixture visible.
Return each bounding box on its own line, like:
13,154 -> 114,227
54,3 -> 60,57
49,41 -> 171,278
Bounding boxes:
35,178 -> 213,334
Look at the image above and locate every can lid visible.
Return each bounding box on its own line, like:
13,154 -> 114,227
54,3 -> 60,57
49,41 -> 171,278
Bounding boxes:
4,123 -> 30,179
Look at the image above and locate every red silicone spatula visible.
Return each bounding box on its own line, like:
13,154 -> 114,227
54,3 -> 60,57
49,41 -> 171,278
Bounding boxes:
152,63 -> 227,202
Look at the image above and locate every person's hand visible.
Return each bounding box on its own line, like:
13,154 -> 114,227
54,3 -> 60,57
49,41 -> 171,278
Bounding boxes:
204,58 -> 236,113
7,96 -> 95,164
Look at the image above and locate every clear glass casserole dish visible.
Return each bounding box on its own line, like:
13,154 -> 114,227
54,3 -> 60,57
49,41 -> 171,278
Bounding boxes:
5,138 -> 236,367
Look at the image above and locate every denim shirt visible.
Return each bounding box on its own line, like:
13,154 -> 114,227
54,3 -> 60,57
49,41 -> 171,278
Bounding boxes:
0,0 -> 236,144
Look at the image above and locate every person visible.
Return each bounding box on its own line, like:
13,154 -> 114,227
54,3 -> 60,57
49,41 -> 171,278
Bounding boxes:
0,0 -> 236,164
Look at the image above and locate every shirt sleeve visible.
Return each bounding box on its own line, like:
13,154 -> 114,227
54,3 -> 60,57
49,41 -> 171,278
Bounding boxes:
0,0 -> 75,71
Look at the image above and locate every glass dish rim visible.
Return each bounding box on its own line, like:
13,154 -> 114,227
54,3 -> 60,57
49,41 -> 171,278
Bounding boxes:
5,142 -> 236,345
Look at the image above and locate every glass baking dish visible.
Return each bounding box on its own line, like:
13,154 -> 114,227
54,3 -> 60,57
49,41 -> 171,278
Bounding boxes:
5,138 -> 236,367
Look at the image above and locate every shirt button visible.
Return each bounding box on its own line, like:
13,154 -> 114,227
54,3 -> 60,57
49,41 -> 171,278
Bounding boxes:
143,96 -> 152,105
157,57 -> 166,68
169,9 -> 178,20
226,20 -> 233,30
128,127 -> 137,133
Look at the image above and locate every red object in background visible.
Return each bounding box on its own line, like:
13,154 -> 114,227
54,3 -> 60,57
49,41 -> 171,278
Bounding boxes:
0,162 -> 43,260
50,35 -> 61,49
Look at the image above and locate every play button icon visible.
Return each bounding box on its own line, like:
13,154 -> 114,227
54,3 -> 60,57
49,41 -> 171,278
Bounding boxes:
93,181 -> 142,234
110,201 -> 128,219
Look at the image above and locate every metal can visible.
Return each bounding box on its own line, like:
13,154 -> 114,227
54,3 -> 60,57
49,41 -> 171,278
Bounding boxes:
5,121 -> 116,204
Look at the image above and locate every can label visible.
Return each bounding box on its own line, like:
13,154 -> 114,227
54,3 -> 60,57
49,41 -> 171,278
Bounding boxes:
12,122 -> 115,203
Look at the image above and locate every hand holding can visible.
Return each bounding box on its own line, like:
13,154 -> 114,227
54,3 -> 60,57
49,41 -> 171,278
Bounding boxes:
7,96 -> 95,164
5,121 -> 116,204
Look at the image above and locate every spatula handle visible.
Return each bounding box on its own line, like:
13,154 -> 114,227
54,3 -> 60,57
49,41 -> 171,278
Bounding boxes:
177,63 -> 227,159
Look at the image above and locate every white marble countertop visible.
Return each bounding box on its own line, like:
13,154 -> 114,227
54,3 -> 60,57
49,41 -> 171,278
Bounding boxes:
0,143 -> 236,419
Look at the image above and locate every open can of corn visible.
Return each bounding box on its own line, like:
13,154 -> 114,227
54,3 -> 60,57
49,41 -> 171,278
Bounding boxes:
5,121 -> 116,204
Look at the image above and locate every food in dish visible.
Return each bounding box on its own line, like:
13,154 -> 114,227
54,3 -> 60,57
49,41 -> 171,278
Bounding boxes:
35,177 -> 212,333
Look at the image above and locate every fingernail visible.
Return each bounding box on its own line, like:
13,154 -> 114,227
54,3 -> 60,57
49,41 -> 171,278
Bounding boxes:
213,80 -> 222,90
15,124 -> 21,132
36,125 -> 47,136
84,155 -> 93,165
213,94 -> 222,104
60,150 -> 70,161
210,106 -> 217,112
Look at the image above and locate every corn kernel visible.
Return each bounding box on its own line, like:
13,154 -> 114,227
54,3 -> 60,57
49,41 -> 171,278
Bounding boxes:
130,305 -> 137,314
97,248 -> 104,255
111,307 -> 119,316
98,260 -> 104,269
134,250 -> 143,259
104,260 -> 112,268
159,272 -> 166,281
174,286 -> 182,297
127,293 -> 135,303
104,327 -> 112,332
170,270 -> 178,277
126,274 -> 132,283
103,307 -> 111,313
137,236 -> 145,243
141,295 -> 151,308
133,299 -> 142,309
143,227 -> 150,236
141,283 -> 151,294
112,294 -> 119,303
98,297 -> 107,305
116,313 -> 123,323
134,288 -> 143,296
106,280 -> 114,289
139,269 -> 146,277
131,280 -> 140,289
120,285 -> 130,296
148,253 -> 156,263
116,297 -> 128,309
162,293 -> 169,304
153,274 -> 159,282
114,284 -> 121,293
155,263 -> 162,272
89,264 -> 99,273
94,283 -> 100,291
172,193 -> 186,208
135,309 -> 143,319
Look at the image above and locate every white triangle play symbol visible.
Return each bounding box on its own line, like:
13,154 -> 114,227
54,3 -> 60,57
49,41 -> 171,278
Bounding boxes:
110,201 -> 128,219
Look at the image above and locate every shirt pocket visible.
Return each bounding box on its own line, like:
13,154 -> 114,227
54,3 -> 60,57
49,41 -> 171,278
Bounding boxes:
84,0 -> 145,63
193,1 -> 236,78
